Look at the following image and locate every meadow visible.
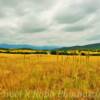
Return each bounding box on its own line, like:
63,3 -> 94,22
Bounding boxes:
0,53 -> 100,100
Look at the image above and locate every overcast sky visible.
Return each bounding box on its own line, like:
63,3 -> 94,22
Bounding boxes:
0,0 -> 100,46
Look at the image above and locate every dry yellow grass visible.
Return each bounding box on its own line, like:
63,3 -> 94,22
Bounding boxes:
0,54 -> 100,100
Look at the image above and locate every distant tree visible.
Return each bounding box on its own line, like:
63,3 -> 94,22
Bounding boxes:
59,51 -> 68,55
81,52 -> 85,55
34,51 -> 47,54
50,51 -> 57,55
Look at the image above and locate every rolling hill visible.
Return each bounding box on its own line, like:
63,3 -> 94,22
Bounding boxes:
0,44 -> 60,50
58,43 -> 100,50
0,43 -> 100,50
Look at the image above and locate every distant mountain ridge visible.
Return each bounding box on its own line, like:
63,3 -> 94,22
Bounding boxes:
58,43 -> 100,50
0,43 -> 100,50
0,44 -> 60,50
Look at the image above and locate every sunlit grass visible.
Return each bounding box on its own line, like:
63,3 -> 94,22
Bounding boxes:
0,54 -> 100,100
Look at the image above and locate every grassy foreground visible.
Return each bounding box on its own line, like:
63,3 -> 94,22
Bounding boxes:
0,54 -> 100,100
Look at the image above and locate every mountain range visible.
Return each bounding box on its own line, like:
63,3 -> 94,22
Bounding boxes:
58,43 -> 100,50
0,43 -> 100,50
0,44 -> 60,50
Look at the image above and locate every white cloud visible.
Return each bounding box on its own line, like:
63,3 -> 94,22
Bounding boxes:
0,0 -> 100,46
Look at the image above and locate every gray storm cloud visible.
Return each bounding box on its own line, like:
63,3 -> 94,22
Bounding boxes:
0,0 -> 100,46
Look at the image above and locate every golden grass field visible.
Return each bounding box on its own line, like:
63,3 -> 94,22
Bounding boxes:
0,53 -> 100,100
